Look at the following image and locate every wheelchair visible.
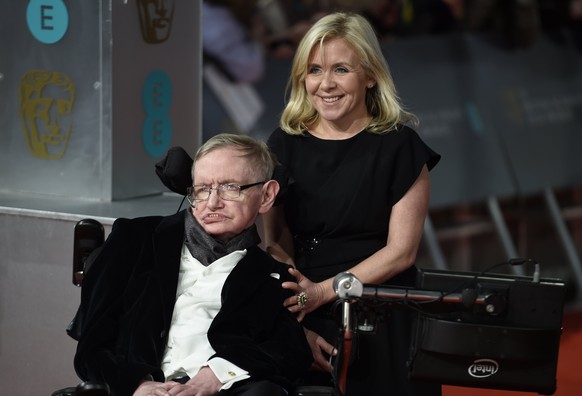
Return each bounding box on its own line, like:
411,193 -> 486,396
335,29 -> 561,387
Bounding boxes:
53,147 -> 565,396
52,147 -> 337,396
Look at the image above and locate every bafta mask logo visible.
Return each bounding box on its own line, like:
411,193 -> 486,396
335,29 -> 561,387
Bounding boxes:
19,70 -> 75,159
137,0 -> 175,44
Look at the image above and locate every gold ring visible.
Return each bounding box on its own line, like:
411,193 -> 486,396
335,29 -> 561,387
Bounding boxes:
297,291 -> 308,308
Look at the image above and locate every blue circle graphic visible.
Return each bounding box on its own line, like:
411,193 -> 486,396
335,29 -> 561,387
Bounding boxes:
26,0 -> 69,44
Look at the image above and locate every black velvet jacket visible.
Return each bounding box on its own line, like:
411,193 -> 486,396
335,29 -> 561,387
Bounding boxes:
73,210 -> 312,395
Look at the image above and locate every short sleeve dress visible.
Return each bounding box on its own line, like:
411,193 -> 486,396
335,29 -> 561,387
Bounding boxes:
267,125 -> 442,395
268,125 -> 440,282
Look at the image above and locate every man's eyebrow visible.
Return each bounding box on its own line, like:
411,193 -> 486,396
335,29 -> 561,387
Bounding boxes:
194,180 -> 241,186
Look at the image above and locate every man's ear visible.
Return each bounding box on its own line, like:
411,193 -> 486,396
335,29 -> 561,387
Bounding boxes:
258,180 -> 280,214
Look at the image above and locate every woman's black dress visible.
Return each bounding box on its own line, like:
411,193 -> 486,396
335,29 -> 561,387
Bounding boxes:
267,126 -> 442,395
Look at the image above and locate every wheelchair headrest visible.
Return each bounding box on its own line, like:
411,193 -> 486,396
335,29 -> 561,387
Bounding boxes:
155,146 -> 194,196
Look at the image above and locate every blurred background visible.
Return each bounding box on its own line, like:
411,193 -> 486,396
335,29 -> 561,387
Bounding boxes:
204,0 -> 582,302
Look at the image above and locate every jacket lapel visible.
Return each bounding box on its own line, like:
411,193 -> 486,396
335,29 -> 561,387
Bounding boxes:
220,246 -> 273,309
152,211 -> 186,328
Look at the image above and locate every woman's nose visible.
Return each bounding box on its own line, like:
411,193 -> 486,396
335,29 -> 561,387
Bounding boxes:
321,71 -> 336,89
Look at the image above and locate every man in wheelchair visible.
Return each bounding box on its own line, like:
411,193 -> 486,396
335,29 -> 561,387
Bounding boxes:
72,134 -> 313,395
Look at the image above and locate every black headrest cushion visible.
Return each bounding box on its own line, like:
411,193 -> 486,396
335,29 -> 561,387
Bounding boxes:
155,146 -> 194,196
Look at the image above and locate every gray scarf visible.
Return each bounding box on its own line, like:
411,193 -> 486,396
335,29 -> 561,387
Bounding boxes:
183,210 -> 261,266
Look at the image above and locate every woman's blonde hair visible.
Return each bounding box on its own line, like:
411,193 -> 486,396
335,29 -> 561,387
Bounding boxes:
280,12 -> 416,135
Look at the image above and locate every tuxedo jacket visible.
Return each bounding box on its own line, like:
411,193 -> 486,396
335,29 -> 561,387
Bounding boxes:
73,210 -> 312,395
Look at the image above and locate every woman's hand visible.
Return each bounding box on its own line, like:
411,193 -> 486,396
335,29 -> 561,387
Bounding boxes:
304,328 -> 337,372
283,267 -> 326,320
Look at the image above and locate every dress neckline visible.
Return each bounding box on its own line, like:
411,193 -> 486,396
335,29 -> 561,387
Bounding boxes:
305,129 -> 366,142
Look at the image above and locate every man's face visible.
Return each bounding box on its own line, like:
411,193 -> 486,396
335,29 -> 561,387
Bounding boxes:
191,147 -> 266,242
19,70 -> 75,159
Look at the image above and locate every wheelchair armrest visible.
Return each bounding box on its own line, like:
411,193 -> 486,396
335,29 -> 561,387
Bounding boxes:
51,381 -> 110,396
72,219 -> 105,286
293,385 -> 336,396
51,386 -> 76,396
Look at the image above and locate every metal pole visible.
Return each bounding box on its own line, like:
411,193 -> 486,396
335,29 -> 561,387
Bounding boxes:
487,196 -> 524,276
544,187 -> 582,292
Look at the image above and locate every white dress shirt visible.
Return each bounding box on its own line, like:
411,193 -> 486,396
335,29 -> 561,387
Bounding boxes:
161,244 -> 250,389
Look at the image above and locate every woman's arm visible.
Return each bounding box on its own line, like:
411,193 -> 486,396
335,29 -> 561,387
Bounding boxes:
285,165 -> 432,313
349,165 -> 431,282
260,205 -> 296,266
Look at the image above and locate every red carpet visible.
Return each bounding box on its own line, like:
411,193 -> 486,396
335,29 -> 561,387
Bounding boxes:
443,310 -> 582,396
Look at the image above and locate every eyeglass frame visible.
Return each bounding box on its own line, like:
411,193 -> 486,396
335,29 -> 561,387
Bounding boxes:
186,181 -> 267,205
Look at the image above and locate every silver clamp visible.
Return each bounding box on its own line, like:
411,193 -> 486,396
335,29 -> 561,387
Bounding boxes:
333,271 -> 364,300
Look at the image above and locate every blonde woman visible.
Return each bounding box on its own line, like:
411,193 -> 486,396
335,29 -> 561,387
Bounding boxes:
263,12 -> 441,396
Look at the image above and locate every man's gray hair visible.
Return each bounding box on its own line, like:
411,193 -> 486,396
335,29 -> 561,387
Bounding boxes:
194,133 -> 277,180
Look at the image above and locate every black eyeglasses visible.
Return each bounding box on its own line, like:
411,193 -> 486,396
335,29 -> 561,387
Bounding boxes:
186,181 -> 266,204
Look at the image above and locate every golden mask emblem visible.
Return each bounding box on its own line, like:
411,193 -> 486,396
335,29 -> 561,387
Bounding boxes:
19,70 -> 75,159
